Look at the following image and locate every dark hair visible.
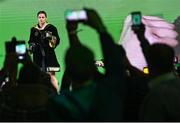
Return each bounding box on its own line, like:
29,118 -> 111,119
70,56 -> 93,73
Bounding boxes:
37,11 -> 47,17
147,43 -> 175,75
65,45 -> 96,82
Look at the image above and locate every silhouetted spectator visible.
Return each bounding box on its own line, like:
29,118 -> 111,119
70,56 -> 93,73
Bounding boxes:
60,20 -> 104,92
0,52 -> 18,91
47,17 -> 98,121
133,23 -> 180,121
0,52 -> 55,121
80,8 -> 127,121
122,54 -> 150,121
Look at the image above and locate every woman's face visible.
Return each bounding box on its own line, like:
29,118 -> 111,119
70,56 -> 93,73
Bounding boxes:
38,13 -> 47,25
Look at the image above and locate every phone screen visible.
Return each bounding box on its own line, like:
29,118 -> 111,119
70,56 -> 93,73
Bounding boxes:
131,12 -> 142,25
15,41 -> 26,60
65,10 -> 87,21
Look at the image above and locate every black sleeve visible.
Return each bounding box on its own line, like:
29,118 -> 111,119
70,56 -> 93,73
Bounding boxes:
67,31 -> 82,47
51,25 -> 60,47
28,27 -> 37,53
137,36 -> 151,66
28,27 -> 35,44
99,32 -> 126,77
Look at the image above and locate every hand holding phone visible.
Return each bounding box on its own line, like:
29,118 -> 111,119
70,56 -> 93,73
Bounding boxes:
131,11 -> 146,37
131,11 -> 142,31
5,40 -> 26,63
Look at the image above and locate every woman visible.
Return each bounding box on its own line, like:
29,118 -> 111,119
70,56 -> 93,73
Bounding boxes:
28,10 -> 60,91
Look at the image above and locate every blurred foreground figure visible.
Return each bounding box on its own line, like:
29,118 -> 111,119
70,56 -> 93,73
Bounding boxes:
119,15 -> 178,70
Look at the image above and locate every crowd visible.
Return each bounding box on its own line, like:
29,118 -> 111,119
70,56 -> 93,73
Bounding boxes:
0,8 -> 180,121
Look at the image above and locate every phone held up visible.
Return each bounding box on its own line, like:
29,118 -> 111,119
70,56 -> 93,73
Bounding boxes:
65,9 -> 88,21
131,11 -> 142,30
5,40 -> 26,62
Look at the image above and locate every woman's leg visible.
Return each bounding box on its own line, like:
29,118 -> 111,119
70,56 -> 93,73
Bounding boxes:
48,71 -> 59,92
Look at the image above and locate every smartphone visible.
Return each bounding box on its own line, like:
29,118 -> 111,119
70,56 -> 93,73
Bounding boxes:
131,11 -> 142,26
15,41 -> 26,60
65,10 -> 87,21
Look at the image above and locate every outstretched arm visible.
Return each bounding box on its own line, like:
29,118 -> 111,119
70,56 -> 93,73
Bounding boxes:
132,23 -> 151,65
83,8 -> 126,76
66,21 -> 82,47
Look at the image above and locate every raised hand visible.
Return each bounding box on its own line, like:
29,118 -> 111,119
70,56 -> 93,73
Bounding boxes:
83,8 -> 106,33
119,15 -> 178,71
